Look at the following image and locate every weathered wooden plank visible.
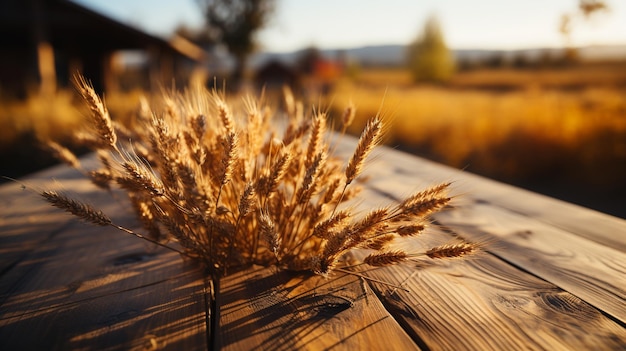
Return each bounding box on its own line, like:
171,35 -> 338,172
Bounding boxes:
342,141 -> 626,322
0,185 -> 71,274
0,182 -> 169,306
0,162 -> 210,350
0,269 -> 208,351
434,202 -> 626,324
346,221 -> 626,350
353,252 -> 626,351
0,218 -> 201,318
217,265 -> 421,351
331,138 -> 626,350
0,157 -> 101,273
0,223 -> 209,350
333,136 -> 626,251
3,136 -> 625,351
0,164 -> 107,300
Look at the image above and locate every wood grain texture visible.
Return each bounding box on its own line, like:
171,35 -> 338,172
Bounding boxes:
351,249 -> 626,351
333,136 -> 626,252
0,183 -> 76,274
218,265 -> 421,351
0,156 -> 110,274
2,138 -> 626,351
332,136 -> 626,350
1,269 -> 208,351
434,202 -> 626,324
0,163 -> 209,350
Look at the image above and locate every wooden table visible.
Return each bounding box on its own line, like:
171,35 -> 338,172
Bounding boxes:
1,137 -> 625,350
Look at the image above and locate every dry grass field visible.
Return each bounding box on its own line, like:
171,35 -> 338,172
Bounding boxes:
0,89 -> 145,179
327,63 -> 626,218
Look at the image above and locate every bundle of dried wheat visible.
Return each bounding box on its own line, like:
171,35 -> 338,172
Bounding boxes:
40,76 -> 477,278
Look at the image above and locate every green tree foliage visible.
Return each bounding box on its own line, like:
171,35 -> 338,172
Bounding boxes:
197,0 -> 275,86
407,16 -> 455,83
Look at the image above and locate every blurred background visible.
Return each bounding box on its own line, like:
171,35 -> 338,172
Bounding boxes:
1,0 -> 625,218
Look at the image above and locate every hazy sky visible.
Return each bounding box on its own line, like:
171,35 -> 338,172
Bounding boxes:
74,0 -> 626,52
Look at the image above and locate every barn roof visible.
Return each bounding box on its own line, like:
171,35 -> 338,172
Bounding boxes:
0,0 -> 205,61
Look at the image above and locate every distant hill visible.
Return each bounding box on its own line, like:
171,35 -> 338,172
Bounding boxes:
250,45 -> 404,68
251,44 -> 626,68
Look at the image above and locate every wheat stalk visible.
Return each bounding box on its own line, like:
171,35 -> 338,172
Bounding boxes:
44,141 -> 81,169
345,117 -> 382,185
39,76 -> 478,280
425,243 -> 478,259
363,251 -> 408,266
41,190 -> 111,226
341,101 -> 356,130
73,75 -> 117,150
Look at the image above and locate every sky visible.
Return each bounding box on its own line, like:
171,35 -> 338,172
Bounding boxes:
74,0 -> 626,52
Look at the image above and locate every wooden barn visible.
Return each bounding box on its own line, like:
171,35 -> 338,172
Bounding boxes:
0,0 -> 207,98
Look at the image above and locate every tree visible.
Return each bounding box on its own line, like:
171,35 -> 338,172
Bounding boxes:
559,0 -> 610,63
407,16 -> 455,83
196,0 -> 275,87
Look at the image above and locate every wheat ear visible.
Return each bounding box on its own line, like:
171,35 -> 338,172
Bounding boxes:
73,75 -> 117,150
426,243 -> 478,259
44,141 -> 81,169
40,190 -> 111,226
341,101 -> 356,131
345,117 -> 382,185
363,251 -> 408,266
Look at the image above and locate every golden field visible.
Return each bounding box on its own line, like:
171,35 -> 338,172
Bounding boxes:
327,64 -> 626,217
0,88 -> 145,180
